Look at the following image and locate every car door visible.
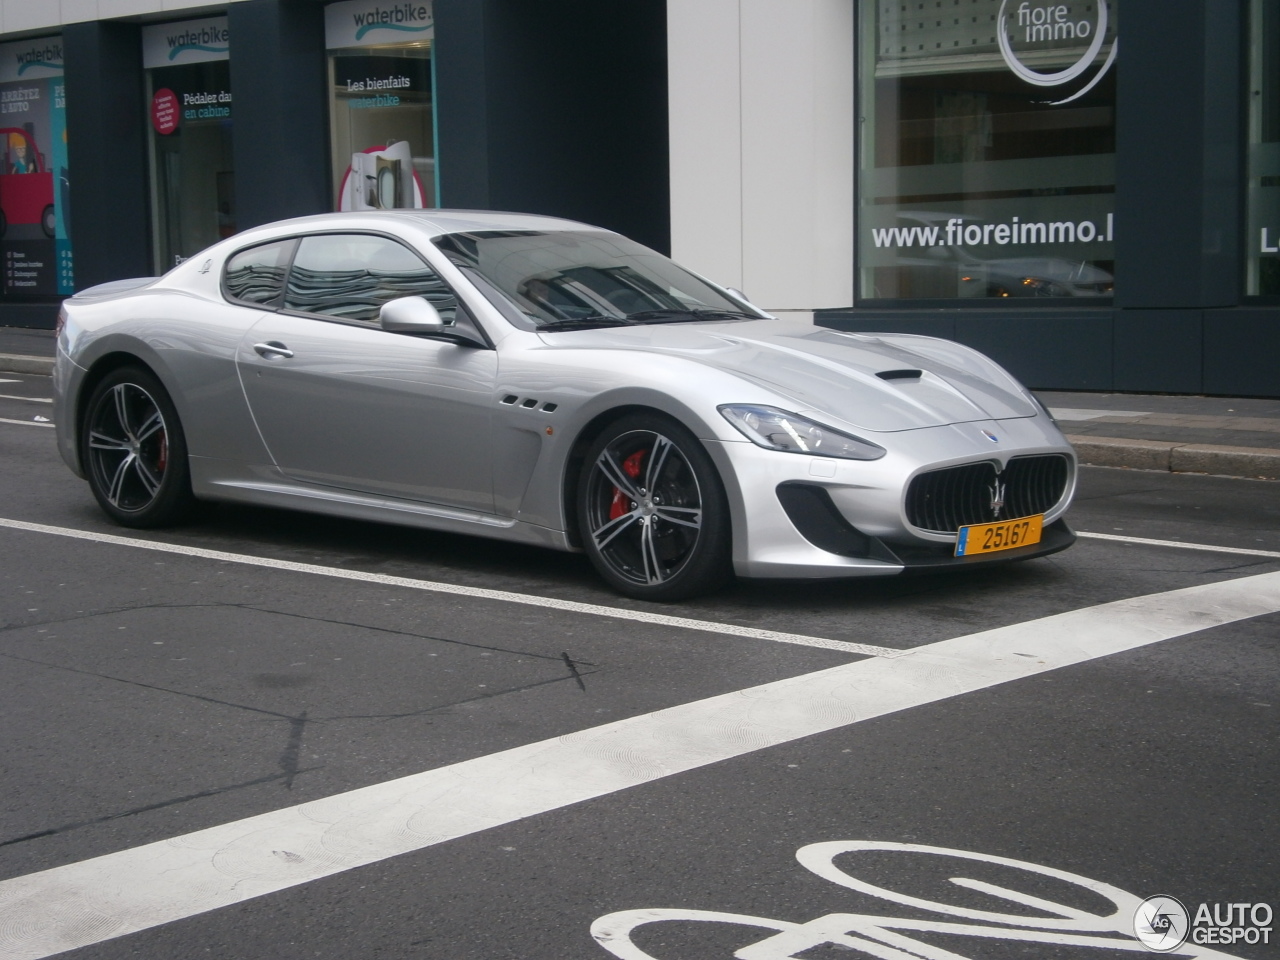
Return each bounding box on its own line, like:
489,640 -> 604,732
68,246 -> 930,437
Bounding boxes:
235,232 -> 497,513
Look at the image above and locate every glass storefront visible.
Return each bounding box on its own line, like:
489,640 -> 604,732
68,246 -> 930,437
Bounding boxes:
325,0 -> 436,211
143,17 -> 234,273
0,36 -> 73,296
1247,0 -> 1279,296
857,0 -> 1117,301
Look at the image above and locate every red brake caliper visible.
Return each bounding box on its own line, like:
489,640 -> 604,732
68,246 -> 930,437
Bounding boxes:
157,432 -> 168,473
608,449 -> 646,520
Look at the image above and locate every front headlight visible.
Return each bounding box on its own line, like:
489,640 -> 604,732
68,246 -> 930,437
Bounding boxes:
719,405 -> 886,460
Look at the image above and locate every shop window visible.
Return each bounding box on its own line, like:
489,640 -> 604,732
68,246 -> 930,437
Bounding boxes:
325,0 -> 436,211
0,36 -> 73,297
857,0 -> 1117,301
1247,0 -> 1280,296
143,16 -> 234,273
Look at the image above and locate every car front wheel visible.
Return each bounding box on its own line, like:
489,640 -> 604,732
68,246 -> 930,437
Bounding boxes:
577,414 -> 732,601
81,367 -> 195,527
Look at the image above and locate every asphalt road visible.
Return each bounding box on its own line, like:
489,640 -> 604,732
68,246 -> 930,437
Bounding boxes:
1,372 -> 1277,960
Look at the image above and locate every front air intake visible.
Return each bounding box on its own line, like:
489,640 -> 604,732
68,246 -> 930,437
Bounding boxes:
905,455 -> 1070,533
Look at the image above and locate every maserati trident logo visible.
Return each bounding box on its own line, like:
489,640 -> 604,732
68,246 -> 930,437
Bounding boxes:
989,479 -> 1006,520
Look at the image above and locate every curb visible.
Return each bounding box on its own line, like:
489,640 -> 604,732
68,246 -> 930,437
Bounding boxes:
1067,434 -> 1280,481
0,353 -> 53,376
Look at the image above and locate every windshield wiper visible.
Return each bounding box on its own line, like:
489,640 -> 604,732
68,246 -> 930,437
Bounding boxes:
537,316 -> 637,332
624,308 -> 758,324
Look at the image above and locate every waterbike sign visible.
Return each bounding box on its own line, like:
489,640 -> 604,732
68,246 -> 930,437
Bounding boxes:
142,17 -> 229,69
0,38 -> 62,84
326,0 -> 434,50
997,0 -> 1117,105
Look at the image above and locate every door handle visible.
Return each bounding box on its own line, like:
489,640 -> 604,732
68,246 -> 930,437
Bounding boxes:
253,341 -> 294,359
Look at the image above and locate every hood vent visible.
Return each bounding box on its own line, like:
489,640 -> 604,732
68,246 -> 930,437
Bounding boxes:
876,368 -> 923,381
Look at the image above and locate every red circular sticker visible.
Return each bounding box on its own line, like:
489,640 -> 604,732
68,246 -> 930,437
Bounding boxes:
151,88 -> 178,135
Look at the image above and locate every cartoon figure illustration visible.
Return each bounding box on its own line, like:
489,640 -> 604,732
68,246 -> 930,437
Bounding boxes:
0,126 -> 56,238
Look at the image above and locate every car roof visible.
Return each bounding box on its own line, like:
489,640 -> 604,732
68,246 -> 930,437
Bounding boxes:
237,209 -> 601,240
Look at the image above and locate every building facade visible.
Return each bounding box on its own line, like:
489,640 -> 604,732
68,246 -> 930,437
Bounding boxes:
0,0 -> 1274,397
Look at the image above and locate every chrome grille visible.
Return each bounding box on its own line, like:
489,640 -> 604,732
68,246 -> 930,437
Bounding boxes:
906,455 -> 1070,533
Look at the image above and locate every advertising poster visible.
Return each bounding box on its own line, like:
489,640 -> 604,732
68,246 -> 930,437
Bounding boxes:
326,0 -> 436,211
143,17 -> 234,271
0,36 -> 72,296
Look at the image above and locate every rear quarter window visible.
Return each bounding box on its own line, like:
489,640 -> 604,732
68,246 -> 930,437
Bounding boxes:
223,239 -> 297,306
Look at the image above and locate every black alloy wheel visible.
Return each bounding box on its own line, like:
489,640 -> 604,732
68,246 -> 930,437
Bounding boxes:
81,367 -> 195,527
577,413 -> 732,601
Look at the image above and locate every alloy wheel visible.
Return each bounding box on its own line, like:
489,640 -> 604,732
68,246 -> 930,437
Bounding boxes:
583,428 -> 705,587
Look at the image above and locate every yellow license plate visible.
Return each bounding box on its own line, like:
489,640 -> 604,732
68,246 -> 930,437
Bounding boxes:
955,515 -> 1043,556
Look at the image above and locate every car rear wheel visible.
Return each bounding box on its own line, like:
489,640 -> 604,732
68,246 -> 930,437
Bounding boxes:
577,413 -> 732,601
81,367 -> 195,527
41,204 -> 56,238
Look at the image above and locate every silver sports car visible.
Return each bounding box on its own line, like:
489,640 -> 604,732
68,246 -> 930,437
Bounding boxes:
54,210 -> 1076,600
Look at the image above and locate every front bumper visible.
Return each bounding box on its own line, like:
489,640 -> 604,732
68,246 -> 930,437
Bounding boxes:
702,414 -> 1076,580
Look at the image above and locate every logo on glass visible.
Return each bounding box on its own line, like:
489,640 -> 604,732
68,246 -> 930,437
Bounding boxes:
997,1 -> 1117,105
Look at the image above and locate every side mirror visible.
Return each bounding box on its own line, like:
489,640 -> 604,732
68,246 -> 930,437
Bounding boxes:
380,296 -> 445,334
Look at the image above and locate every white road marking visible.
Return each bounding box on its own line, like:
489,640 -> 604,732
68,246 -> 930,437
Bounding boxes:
0,517 -> 899,658
0,393 -> 52,402
1078,530 -> 1280,559
0,378 -> 21,383
594,840 -> 1243,959
0,417 -> 53,428
1049,407 -> 1152,421
2,569 -> 1278,960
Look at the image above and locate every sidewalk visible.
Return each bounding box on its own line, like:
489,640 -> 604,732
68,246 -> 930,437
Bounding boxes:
2,325 -> 1277,480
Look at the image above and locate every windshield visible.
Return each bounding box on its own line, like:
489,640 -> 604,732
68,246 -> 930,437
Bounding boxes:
432,230 -> 764,330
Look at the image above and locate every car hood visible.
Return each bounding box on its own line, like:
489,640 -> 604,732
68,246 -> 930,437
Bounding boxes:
541,319 -> 1039,433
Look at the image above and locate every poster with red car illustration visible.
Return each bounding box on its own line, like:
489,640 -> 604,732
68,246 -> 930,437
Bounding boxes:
0,36 -> 73,296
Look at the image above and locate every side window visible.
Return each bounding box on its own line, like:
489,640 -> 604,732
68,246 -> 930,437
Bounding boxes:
283,234 -> 458,324
223,239 -> 296,306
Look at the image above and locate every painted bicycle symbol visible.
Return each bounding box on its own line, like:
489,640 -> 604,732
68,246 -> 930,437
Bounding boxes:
591,841 -> 1244,960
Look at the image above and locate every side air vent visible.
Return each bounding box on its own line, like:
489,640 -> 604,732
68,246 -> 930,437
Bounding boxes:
776,484 -> 899,562
501,395 -> 519,405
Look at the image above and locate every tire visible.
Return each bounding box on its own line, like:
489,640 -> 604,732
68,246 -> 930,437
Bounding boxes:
576,413 -> 732,601
80,366 -> 195,528
41,204 -> 56,239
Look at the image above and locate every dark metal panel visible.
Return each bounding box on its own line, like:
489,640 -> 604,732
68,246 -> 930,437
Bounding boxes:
1113,309 -> 1204,393
1115,0 -> 1243,309
434,0 -> 492,209
434,0 -> 669,253
0,304 -> 59,329
1203,307 -> 1280,397
958,312 -> 1114,391
64,21 -> 150,290
228,0 -> 330,228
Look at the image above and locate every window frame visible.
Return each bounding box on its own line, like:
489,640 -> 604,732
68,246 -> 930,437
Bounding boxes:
220,228 -> 495,347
